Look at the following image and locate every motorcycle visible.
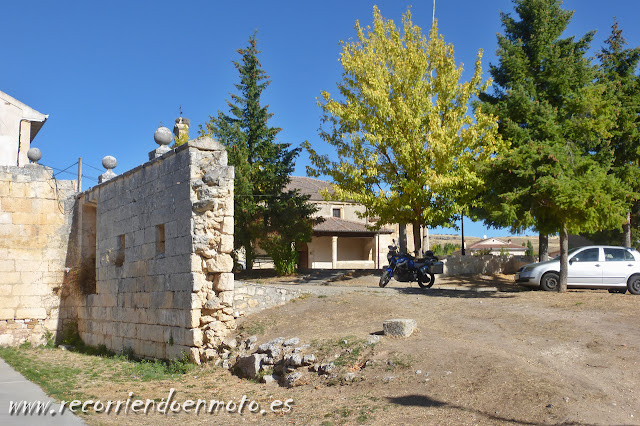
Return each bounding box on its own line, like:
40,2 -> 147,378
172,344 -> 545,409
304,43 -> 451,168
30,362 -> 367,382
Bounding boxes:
379,240 -> 444,289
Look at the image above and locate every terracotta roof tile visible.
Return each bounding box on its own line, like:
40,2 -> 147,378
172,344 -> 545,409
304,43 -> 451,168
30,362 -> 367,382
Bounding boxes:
314,217 -> 392,235
286,176 -> 335,201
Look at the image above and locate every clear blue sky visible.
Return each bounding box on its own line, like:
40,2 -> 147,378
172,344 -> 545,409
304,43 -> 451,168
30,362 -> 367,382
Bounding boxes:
2,1 -> 639,238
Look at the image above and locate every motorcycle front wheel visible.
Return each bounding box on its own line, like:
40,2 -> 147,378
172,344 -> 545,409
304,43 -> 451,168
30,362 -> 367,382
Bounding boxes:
417,272 -> 435,289
379,270 -> 392,288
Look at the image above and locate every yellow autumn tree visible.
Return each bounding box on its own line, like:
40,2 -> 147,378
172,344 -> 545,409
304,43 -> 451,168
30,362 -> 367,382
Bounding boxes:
304,6 -> 506,254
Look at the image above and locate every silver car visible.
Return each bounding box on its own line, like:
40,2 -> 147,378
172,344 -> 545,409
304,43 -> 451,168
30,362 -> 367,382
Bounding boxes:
515,246 -> 640,294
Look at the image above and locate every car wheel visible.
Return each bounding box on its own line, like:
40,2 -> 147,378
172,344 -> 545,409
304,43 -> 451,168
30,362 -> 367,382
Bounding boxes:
418,272 -> 435,289
608,288 -> 627,294
540,272 -> 559,292
379,270 -> 391,288
627,274 -> 640,295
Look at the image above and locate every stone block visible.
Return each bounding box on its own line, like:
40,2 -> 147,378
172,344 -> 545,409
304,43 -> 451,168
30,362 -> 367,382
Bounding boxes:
0,259 -> 15,272
15,308 -> 47,320
236,353 -> 267,378
0,212 -> 11,224
166,272 -> 193,291
150,291 -> 173,309
221,217 -> 233,235
220,235 -> 233,254
212,273 -> 234,292
205,254 -> 233,273
3,196 -> 31,212
218,290 -> 234,307
12,282 -> 48,296
172,291 -> 191,310
189,310 -> 201,328
383,319 -> 417,337
0,309 -> 15,320
166,344 -> 191,360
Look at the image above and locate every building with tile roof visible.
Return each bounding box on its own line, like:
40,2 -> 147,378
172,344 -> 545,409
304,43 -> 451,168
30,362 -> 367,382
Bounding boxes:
286,176 -> 394,269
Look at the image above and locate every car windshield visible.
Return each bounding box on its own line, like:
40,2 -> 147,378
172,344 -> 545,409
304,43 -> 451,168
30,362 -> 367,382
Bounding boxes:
552,247 -> 580,260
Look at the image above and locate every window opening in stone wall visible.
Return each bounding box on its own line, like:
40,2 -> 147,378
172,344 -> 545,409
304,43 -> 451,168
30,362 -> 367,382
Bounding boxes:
156,224 -> 165,256
115,234 -> 125,267
332,208 -> 341,218
80,203 -> 98,294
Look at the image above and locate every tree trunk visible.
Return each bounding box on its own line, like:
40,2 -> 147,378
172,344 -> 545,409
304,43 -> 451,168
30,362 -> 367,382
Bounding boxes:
623,209 -> 632,247
539,232 -> 549,262
399,223 -> 407,254
558,225 -> 568,293
412,222 -> 422,256
245,244 -> 255,271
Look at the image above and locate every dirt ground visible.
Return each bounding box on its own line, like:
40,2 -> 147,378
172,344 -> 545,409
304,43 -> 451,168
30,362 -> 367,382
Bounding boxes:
47,272 -> 640,425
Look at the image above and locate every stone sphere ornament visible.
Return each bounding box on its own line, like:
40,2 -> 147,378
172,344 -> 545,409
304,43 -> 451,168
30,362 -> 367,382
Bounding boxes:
27,147 -> 42,163
154,126 -> 173,146
102,155 -> 117,170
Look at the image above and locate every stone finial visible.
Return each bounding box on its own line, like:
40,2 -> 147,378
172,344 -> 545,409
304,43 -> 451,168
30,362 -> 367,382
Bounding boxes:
154,126 -> 173,146
27,148 -> 42,164
150,126 -> 173,159
99,155 -> 117,183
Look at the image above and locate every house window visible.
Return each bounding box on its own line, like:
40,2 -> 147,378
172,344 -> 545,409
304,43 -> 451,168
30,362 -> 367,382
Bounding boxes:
332,208 -> 341,218
156,224 -> 166,256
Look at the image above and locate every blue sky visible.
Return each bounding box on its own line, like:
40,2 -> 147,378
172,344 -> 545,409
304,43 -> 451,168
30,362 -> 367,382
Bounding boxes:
2,0 -> 639,238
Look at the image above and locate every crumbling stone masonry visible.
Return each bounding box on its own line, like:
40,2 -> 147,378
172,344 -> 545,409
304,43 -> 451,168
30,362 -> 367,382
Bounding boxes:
0,165 -> 76,345
62,137 -> 235,363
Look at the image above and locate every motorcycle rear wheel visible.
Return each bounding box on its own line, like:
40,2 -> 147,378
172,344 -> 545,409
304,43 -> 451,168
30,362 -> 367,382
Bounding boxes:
417,272 -> 435,289
379,270 -> 392,288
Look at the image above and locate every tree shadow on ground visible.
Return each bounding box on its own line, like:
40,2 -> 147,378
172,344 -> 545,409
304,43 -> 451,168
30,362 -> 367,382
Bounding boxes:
386,286 -> 518,299
387,395 -> 593,426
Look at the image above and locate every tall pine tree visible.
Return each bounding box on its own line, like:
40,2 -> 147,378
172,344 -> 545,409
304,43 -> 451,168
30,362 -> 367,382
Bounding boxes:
478,0 -> 628,291
595,21 -> 640,247
201,32 -> 316,273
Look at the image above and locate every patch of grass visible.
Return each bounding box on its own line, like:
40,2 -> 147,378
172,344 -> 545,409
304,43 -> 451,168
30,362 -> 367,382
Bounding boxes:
385,353 -> 415,371
238,321 -> 265,336
0,346 -> 87,402
292,293 -> 312,303
0,339 -> 197,405
318,295 -> 328,299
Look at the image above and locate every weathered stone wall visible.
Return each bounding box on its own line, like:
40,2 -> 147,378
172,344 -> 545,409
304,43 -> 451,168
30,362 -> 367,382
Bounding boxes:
234,282 -> 301,316
63,137 -> 235,363
442,254 -> 535,276
0,165 -> 76,345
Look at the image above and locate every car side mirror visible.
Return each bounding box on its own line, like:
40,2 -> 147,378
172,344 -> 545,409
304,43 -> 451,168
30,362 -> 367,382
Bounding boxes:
569,258 -> 574,265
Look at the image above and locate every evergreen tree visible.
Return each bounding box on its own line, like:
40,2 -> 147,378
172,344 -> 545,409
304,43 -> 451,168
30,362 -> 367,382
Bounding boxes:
478,0 -> 628,291
595,21 -> 640,247
201,32 -> 316,273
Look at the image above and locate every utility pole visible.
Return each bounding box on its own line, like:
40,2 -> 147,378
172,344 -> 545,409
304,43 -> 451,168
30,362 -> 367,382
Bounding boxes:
77,157 -> 82,192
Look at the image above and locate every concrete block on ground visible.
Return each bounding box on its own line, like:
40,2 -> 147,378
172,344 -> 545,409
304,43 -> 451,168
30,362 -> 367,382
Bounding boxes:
383,319 -> 417,337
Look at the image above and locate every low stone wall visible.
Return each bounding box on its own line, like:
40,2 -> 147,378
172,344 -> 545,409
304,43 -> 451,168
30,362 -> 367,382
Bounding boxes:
0,165 -> 76,346
441,254 -> 535,276
234,282 -> 301,316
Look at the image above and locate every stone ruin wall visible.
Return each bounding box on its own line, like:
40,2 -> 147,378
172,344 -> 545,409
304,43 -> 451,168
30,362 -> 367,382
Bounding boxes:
62,137 -> 235,363
0,165 -> 76,346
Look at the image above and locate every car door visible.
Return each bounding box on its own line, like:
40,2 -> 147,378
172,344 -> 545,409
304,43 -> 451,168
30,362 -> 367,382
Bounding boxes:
567,247 -> 603,286
602,248 -> 636,285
